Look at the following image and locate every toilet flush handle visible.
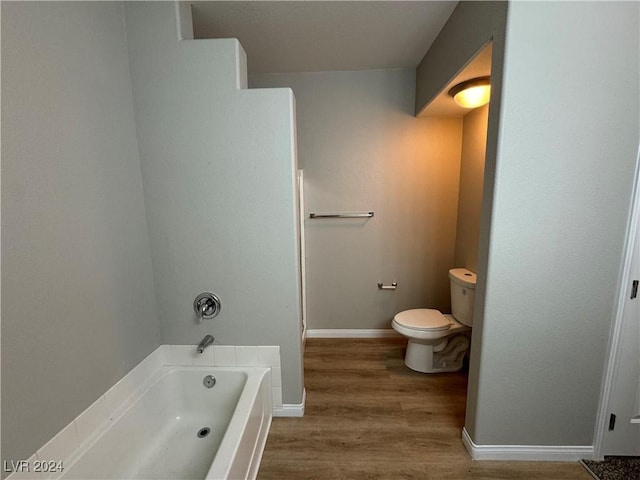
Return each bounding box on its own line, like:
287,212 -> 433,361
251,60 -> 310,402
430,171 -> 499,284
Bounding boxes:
377,282 -> 397,290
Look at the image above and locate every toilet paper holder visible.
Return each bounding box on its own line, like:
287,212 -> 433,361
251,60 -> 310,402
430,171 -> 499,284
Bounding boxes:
377,282 -> 397,290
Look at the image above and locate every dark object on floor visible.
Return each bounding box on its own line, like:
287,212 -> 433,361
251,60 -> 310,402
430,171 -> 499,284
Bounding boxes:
581,456 -> 640,480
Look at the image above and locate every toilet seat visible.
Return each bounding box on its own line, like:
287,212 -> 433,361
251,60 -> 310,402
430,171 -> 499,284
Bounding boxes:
393,309 -> 451,331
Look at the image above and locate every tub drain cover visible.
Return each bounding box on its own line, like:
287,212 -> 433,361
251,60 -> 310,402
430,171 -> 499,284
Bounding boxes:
203,375 -> 216,388
197,427 -> 210,438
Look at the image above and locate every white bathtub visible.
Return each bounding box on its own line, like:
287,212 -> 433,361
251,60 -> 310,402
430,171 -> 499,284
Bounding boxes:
60,366 -> 272,480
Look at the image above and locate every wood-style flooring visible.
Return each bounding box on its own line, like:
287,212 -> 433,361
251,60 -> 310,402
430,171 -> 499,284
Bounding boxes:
257,338 -> 590,480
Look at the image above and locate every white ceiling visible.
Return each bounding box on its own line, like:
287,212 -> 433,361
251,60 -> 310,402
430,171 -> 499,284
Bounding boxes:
191,1 -> 458,75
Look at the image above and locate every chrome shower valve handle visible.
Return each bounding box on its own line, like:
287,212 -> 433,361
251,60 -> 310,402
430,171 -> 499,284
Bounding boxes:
194,292 -> 222,320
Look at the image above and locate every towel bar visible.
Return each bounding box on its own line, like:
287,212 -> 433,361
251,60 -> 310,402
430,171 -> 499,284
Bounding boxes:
309,211 -> 374,219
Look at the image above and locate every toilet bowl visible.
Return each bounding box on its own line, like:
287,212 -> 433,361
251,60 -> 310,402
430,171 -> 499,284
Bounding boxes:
391,268 -> 476,373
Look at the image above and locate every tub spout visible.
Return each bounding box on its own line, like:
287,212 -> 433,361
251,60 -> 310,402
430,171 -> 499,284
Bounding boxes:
197,335 -> 214,354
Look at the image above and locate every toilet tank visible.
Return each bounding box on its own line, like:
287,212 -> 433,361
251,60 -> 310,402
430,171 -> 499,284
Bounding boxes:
449,268 -> 477,327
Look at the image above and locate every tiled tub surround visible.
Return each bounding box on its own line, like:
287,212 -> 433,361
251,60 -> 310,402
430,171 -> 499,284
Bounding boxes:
166,345 -> 284,410
6,345 -> 284,480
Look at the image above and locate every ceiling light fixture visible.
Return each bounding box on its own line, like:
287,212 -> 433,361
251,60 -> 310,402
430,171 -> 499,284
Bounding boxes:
448,76 -> 491,109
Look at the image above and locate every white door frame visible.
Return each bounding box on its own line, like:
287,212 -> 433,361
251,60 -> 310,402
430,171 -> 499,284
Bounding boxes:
593,145 -> 640,459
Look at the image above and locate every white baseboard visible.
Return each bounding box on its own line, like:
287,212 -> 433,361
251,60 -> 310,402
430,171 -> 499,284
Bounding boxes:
306,329 -> 400,338
273,388 -> 306,417
462,427 -> 595,462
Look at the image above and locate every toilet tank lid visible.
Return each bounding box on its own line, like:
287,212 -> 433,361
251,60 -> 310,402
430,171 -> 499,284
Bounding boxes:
449,268 -> 477,288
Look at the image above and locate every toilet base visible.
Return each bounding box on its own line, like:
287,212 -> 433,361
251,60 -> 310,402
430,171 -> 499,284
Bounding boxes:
404,333 -> 470,373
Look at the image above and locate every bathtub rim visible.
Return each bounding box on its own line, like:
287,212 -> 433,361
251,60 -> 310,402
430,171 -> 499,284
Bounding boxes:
5,343 -> 289,480
51,365 -> 271,480
204,366 -> 272,480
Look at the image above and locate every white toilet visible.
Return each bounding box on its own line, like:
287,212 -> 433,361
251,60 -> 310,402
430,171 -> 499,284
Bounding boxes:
391,268 -> 477,373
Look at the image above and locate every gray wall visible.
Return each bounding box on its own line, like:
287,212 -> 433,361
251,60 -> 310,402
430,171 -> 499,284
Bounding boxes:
416,5 -> 508,440
417,0 -> 639,449
124,2 -> 304,404
454,105 -> 488,273
467,1 -> 640,446
251,69 -> 463,329
415,1 -> 508,115
1,1 -> 160,467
